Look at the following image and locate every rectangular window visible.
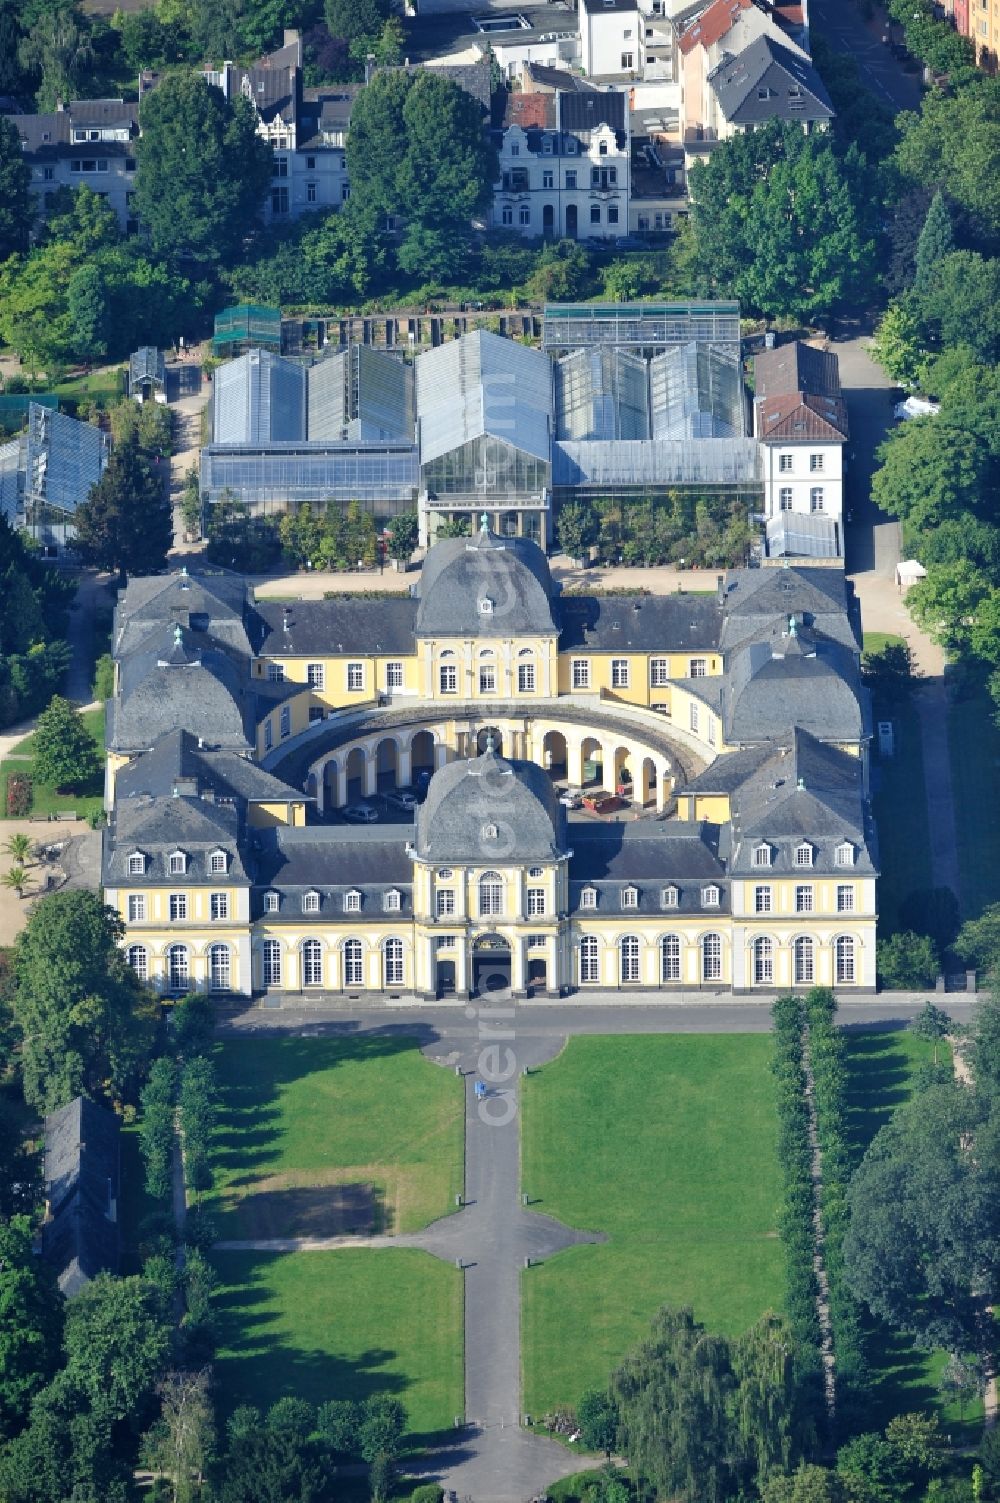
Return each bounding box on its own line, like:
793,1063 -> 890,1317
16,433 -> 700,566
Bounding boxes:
580,943 -> 599,983
779,453 -> 793,472
650,658 -> 669,686
621,51 -> 634,67
386,661 -> 403,689
527,887 -> 545,916
436,888 -> 455,916
572,659 -> 590,689
347,662 -> 364,692
795,885 -> 813,913
168,853 -> 186,875
169,893 -> 187,921
210,852 -> 226,874
779,488 -> 793,511
590,204 -> 601,224
621,888 -> 638,909
689,658 -> 707,678
280,705 -> 291,739
565,169 -> 577,188
510,141 -> 519,156
43,166 -> 54,181
267,662 -> 285,682
306,181 -> 317,204
128,894 -> 145,922
306,155 -> 316,168
307,663 -> 325,689
581,888 -> 597,909
264,719 -> 273,751
519,205 -> 530,226
543,170 -> 554,189
518,662 -> 536,693
210,893 -> 229,920
440,664 -> 457,693
272,155 -> 288,177
611,659 -> 629,688
479,664 -> 496,693
837,885 -> 854,912
344,891 -> 362,913
810,487 -> 824,512
271,185 -> 289,214
754,885 -> 772,914
264,891 -> 279,912
501,205 -> 513,226
608,205 -> 619,223
810,453 -> 824,472
689,702 -> 699,733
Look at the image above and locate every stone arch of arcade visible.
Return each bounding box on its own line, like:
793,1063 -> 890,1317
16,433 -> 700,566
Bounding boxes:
300,711 -> 689,816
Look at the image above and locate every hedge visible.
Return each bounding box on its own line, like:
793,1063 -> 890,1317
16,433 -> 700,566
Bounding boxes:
179,1056 -> 218,1194
770,996 -> 822,1355
802,988 -> 869,1420
138,1057 -> 178,1203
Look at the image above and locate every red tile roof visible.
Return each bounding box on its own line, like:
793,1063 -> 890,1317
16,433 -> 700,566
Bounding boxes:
755,392 -> 849,442
503,93 -> 556,130
679,0 -> 754,56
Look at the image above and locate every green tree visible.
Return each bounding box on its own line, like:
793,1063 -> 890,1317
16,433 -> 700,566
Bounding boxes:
18,2 -> 95,112
0,1215 -> 63,1438
761,1463 -> 848,1503
871,420 -> 988,542
63,1271 -> 171,1421
576,1388 -> 619,1456
894,76 -> 1000,240
74,438 -> 172,580
0,117 -> 32,262
219,1419 -> 325,1502
358,1394 -> 406,1462
918,250 -> 1000,365
876,932 -> 939,990
556,500 -> 599,562
135,72 -> 273,265
909,1001 -> 952,1063
139,1057 -> 178,1203
869,299 -> 925,389
1,867 -> 29,901
957,908 -> 1000,982
386,510 -> 418,563
843,1080 -> 1000,1352
3,833 -> 31,866
521,238 -> 590,303
906,563 -> 992,656
325,0 -> 388,51
836,1432 -> 904,1503
913,191 -> 953,294
12,889 -> 158,1112
32,695 -> 101,792
144,1368 -> 214,1503
316,1398 -> 359,1456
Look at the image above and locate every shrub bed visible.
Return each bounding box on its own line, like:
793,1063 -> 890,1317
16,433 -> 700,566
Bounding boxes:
5,774 -> 31,816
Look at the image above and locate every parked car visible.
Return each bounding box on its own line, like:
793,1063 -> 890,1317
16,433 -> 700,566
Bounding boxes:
559,786 -> 584,808
582,793 -> 626,814
343,803 -> 378,822
386,789 -> 419,810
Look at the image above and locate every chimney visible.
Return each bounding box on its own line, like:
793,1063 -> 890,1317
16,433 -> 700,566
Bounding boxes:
716,574 -> 725,604
282,607 -> 292,633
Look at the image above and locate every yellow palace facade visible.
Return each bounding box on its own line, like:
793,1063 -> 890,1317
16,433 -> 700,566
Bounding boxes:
102,527 -> 878,999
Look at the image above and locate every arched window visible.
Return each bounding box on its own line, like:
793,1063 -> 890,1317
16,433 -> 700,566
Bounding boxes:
479,871 -> 503,917
127,945 -> 148,981
793,936 -> 814,986
580,935 -> 599,984
167,944 -> 189,989
620,934 -> 640,984
752,843 -> 771,868
262,939 -> 281,987
836,935 -> 855,984
302,939 -> 323,987
661,934 -> 680,982
344,939 -> 364,987
753,936 -> 773,985
209,944 -> 231,991
702,932 -> 722,982
384,938 -> 404,987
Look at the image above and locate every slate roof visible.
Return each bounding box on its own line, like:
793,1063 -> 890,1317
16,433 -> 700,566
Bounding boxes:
558,593 -> 724,653
13,100 -> 139,157
523,63 -> 599,93
298,85 -> 360,146
709,35 -> 834,126
415,530 -> 559,638
103,795 -> 249,885
415,749 -> 565,863
579,0 -> 637,10
112,639 -> 253,754
116,728 -> 305,807
251,825 -> 412,918
719,566 -> 861,653
728,727 -> 876,874
116,570 -> 255,653
257,598 -> 418,657
42,1097 -> 120,1298
568,821 -> 728,914
723,623 -> 868,745
558,91 -> 627,133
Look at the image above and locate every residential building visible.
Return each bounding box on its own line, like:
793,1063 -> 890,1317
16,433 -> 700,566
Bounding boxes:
102,535 -> 877,998
754,341 -> 848,555
11,97 -> 140,231
41,1097 -> 120,1296
492,86 -> 630,241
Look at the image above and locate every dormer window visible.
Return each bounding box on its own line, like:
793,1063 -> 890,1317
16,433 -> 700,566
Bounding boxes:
209,850 -> 228,874
482,823 -> 498,840
702,885 -> 720,907
581,885 -> 598,909
621,885 -> 639,909
127,852 -> 146,876
344,890 -> 362,913
794,842 -> 814,869
263,891 -> 280,912
834,841 -> 855,868
168,851 -> 187,875
661,885 -> 679,909
302,890 -> 321,913
751,843 -> 771,869
384,889 -> 401,912
478,597 -> 494,615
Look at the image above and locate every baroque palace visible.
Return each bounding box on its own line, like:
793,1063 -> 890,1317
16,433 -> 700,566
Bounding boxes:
102,524 -> 878,999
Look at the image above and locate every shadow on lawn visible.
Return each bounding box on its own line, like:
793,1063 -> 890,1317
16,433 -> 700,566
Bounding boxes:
841,1026 -> 914,1162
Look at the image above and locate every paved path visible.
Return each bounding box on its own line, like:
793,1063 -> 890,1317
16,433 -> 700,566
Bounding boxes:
810,0 -> 922,111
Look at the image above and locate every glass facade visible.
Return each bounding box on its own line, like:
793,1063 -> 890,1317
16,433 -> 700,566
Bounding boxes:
201,442 -> 419,514
421,434 -> 549,499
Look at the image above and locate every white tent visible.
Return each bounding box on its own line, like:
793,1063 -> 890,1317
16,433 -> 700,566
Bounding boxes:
895,560 -> 927,591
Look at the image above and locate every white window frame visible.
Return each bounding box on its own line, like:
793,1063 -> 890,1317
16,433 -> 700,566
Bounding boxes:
267,662 -> 285,682
621,886 -> 638,910
347,662 -> 364,692
344,890 -> 362,913
661,885 -> 678,909
307,662 -> 325,689
580,936 -> 599,984
344,940 -> 364,987
779,453 -> 793,473
611,659 -> 629,689
384,938 -> 404,987
478,873 -> 503,918
753,936 -> 774,985
527,887 -> 546,917
127,945 -> 148,980
168,851 -> 187,876
835,935 -> 856,984
436,888 -> 455,916
795,885 -> 813,913
836,884 -> 854,913
384,889 -> 401,912
209,944 -> 231,991
302,890 -> 321,913
263,890 -> 280,913
128,894 -> 146,922
572,659 -> 591,689
127,853 -> 145,876
834,842 -> 854,868
581,886 -> 598,910
754,885 -> 771,914
661,934 -> 681,982
809,453 -> 825,472
262,939 -> 281,987
209,850 -> 227,875
794,936 -> 814,985
779,487 -> 793,511
620,935 -> 640,984
169,893 -> 187,921
794,843 -> 813,869
518,661 -> 536,693
650,658 -> 669,687
689,658 -> 707,678
210,892 -> 229,921
752,843 -> 771,869
280,706 -> 291,739
386,661 -> 403,690
440,664 -> 457,694
702,932 -> 722,981
302,939 -> 323,987
702,885 -> 720,908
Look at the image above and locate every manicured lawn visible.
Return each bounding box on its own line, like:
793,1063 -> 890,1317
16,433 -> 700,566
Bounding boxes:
520,1036 -> 784,1416
212,1247 -> 463,1443
1,707 -> 106,822
862,632 -> 906,655
843,1027 -> 983,1442
50,367 -> 125,405
871,696 -> 933,933
947,687 -> 1000,918
211,1034 -> 464,1238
